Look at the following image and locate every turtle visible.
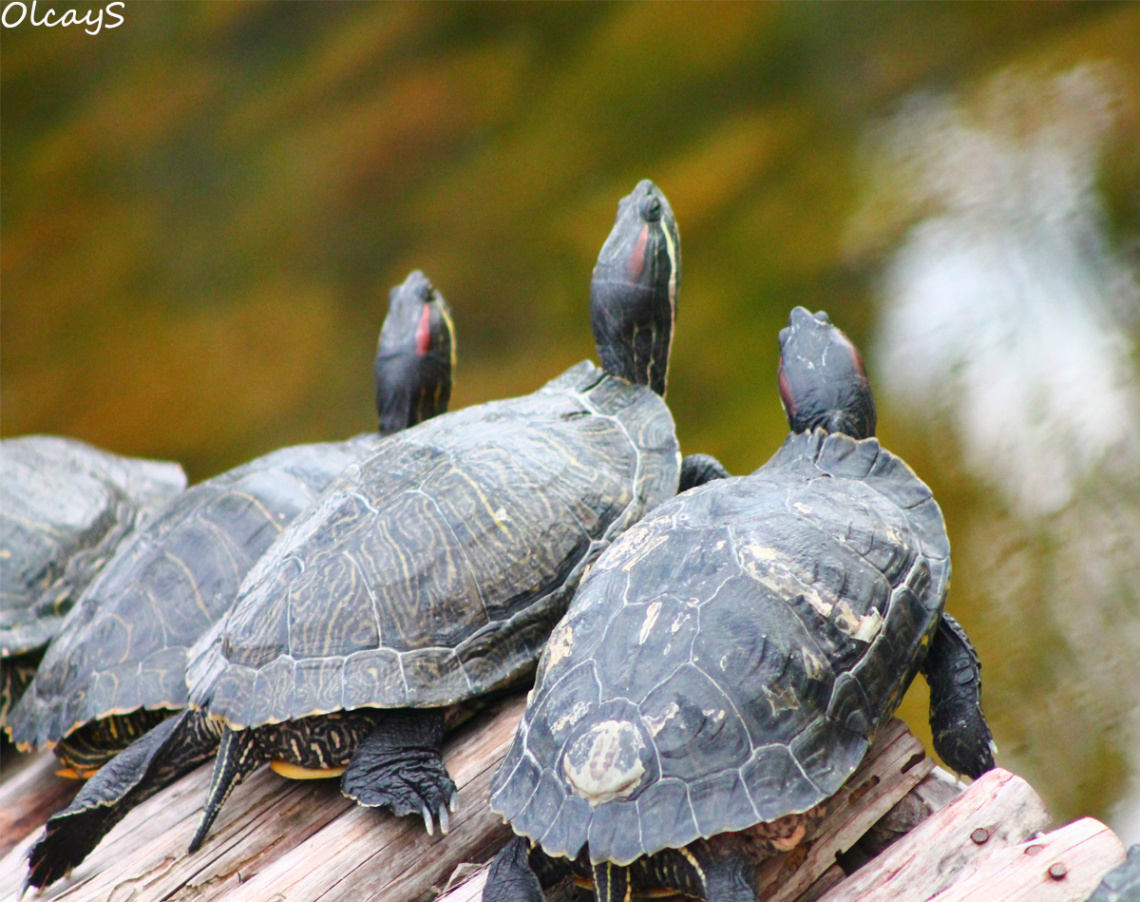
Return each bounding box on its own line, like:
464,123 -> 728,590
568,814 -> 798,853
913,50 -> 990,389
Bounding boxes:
6,270 -> 455,778
1,437 -> 186,726
23,180 -> 728,891
1088,844 -> 1140,902
484,306 -> 996,902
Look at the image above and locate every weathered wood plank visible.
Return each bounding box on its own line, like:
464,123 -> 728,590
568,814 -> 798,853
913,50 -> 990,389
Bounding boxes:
754,717 -> 934,902
431,718 -> 940,902
935,817 -> 1126,902
0,753 -> 81,859
0,695 -> 526,902
815,767 -> 1053,902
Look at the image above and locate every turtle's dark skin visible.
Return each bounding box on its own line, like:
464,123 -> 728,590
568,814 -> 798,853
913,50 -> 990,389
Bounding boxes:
0,438 -> 186,726
1088,844 -> 1140,902
6,270 -> 455,779
25,181 -> 724,890
484,307 -> 995,902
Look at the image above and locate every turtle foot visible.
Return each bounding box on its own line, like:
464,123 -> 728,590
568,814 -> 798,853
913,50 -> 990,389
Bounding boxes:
341,708 -> 457,834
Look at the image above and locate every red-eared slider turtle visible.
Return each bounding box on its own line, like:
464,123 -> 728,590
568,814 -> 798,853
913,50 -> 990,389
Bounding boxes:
1,438 -> 186,725
7,271 -> 454,778
484,307 -> 996,902
24,181 -> 728,893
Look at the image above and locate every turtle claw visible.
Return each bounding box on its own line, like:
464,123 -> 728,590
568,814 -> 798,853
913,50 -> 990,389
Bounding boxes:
422,806 -> 434,836
449,791 -> 459,813
438,803 -> 450,835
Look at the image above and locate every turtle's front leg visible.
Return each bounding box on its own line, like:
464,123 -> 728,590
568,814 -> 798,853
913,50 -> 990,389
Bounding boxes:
679,454 -> 731,492
341,707 -> 458,834
922,612 -> 996,779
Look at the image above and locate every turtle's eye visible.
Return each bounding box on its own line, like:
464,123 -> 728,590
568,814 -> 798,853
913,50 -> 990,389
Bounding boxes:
640,195 -> 662,223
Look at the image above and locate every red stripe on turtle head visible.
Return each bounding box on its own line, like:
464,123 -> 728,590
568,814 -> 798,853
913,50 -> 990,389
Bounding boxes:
415,304 -> 433,357
625,224 -> 649,285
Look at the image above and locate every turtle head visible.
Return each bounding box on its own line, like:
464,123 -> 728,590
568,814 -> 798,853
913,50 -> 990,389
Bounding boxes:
778,306 -> 876,439
590,179 -> 680,397
374,270 -> 456,436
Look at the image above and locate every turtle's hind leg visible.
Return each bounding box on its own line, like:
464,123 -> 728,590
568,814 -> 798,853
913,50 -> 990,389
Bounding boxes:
923,612 -> 996,779
483,837 -> 556,902
341,707 -> 457,835
189,724 -> 264,853
27,709 -> 221,890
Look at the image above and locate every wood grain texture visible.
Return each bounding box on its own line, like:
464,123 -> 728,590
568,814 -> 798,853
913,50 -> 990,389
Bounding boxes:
936,817 -> 1126,902
0,753 -> 81,858
815,767 -> 1053,902
0,695 -> 526,902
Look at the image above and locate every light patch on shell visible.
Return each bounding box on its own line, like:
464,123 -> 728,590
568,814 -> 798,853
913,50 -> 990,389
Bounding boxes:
794,502 -> 812,515
834,602 -> 884,642
563,720 -> 647,805
552,701 -> 592,735
643,701 -> 681,736
639,602 -> 662,644
543,623 -> 574,674
801,647 -> 827,680
599,523 -> 669,573
702,708 -> 726,726
738,543 -> 836,618
762,683 -> 801,715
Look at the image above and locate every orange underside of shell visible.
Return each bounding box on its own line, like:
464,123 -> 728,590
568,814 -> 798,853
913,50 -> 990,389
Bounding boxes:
269,759 -> 346,780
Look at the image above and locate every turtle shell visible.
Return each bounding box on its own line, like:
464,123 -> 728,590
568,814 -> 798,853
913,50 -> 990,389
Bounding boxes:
490,428 -> 949,866
188,361 -> 680,728
7,435 -> 379,752
0,436 -> 186,658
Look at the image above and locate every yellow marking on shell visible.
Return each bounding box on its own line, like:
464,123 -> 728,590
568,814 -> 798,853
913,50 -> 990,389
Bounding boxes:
270,760 -> 347,780
762,683 -> 801,715
834,602 -> 884,642
802,647 -> 827,680
551,701 -> 591,734
644,701 -> 681,736
639,602 -> 662,644
563,720 -> 646,806
701,708 -> 726,726
794,502 -> 812,515
543,623 -> 574,673
678,847 -> 706,888
597,523 -> 668,573
738,544 -> 835,618
452,467 -> 514,539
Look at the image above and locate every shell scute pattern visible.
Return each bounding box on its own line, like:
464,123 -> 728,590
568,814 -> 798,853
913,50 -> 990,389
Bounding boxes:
492,430 -> 950,865
190,362 -> 680,727
7,439 -> 368,749
0,437 -> 184,635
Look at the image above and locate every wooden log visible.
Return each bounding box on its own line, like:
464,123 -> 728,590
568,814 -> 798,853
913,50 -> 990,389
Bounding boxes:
0,695 -> 526,902
815,767 -> 1053,902
754,717 -> 935,902
935,817 -> 1126,902
0,752 -> 80,859
432,718 -> 939,902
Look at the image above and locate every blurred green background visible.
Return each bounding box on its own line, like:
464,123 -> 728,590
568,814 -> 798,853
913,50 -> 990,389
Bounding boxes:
3,2 -> 1139,842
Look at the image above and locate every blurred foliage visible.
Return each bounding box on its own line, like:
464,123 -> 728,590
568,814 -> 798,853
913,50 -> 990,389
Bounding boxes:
3,2 -> 1140,835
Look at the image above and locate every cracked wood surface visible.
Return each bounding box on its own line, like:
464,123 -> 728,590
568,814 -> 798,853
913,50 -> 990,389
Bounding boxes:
2,711 -> 1128,902
0,694 -> 525,902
